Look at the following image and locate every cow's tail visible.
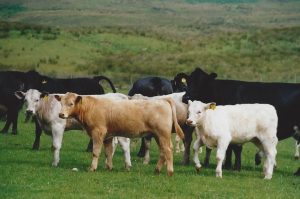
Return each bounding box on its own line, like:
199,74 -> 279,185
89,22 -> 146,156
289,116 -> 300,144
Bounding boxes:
93,76 -> 117,93
165,98 -> 185,140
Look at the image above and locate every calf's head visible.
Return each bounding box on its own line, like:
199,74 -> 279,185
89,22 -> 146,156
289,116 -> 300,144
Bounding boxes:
186,100 -> 216,127
55,92 -> 82,119
15,89 -> 48,115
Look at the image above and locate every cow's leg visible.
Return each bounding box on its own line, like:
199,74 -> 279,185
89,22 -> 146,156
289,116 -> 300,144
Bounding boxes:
224,144 -> 233,170
11,110 -> 19,135
261,138 -> 278,180
51,126 -> 64,167
90,129 -> 106,171
193,129 -> 203,172
104,137 -> 113,170
175,134 -> 181,153
255,150 -> 264,165
294,141 -> 299,160
216,138 -> 230,178
32,118 -> 42,150
294,167 -> 300,176
182,125 -> 193,165
118,137 -> 132,170
156,134 -> 173,176
1,111 -> 12,134
143,138 -> 151,165
137,135 -> 152,157
203,147 -> 212,168
232,144 -> 243,171
86,139 -> 93,152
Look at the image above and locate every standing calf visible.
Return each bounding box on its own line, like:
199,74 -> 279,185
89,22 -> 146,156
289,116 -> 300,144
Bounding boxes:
187,100 -> 278,179
56,92 -> 184,176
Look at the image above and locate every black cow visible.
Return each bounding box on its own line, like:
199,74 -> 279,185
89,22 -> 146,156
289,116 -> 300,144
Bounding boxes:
128,76 -> 194,165
174,67 -> 300,171
28,74 -> 117,151
0,70 -> 43,134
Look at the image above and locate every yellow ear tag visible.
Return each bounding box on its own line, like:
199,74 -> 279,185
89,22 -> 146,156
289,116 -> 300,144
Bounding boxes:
43,95 -> 48,101
42,80 -> 47,84
209,103 -> 216,110
181,78 -> 186,83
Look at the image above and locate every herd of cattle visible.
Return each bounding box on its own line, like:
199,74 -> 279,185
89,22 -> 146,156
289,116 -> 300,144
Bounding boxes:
1,68 -> 300,178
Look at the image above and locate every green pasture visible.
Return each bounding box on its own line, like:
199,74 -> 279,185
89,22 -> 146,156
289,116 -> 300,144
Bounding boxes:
0,111 -> 299,198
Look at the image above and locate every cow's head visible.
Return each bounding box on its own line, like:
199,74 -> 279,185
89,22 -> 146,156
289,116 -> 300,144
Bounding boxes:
182,68 -> 217,103
186,100 -> 216,127
15,89 -> 47,115
55,92 -> 82,119
171,72 -> 189,93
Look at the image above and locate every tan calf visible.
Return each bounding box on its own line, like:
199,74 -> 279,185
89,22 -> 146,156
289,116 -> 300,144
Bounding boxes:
55,92 -> 184,176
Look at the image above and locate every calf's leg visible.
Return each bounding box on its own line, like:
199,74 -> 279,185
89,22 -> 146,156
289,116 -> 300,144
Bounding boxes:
193,130 -> 203,172
294,141 -> 299,160
51,126 -> 64,167
216,138 -> 230,178
90,129 -> 106,171
118,137 -> 132,170
143,138 -> 151,164
32,119 -> 42,150
182,125 -> 193,165
104,137 -> 113,170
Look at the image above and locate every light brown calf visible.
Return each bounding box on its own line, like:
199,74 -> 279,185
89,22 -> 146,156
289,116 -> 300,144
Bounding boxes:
55,92 -> 184,176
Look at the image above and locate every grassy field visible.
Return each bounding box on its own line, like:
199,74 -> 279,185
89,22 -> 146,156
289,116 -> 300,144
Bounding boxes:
0,0 -> 300,198
0,109 -> 299,198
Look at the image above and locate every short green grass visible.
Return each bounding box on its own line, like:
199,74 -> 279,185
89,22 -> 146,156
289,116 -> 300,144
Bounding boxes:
0,111 -> 299,198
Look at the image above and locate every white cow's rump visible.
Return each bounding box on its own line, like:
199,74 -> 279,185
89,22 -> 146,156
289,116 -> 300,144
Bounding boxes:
187,100 -> 278,179
16,89 -> 131,169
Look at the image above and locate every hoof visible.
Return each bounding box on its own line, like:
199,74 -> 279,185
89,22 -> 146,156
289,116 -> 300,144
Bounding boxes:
89,167 -> 96,172
154,168 -> 160,175
294,156 -> 299,160
216,172 -> 222,178
167,171 -> 174,177
195,166 -> 201,173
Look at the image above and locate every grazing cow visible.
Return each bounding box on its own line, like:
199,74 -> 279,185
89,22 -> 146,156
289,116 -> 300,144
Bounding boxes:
187,100 -> 278,179
55,92 -> 184,176
174,68 -> 300,170
23,74 -> 117,150
130,92 -> 194,165
15,89 -> 131,168
0,70 -> 45,134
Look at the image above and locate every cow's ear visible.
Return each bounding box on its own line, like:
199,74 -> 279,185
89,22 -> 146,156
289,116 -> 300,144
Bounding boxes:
54,95 -> 61,101
75,96 -> 82,104
207,102 -> 217,110
40,92 -> 49,99
209,73 -> 217,79
15,91 -> 25,100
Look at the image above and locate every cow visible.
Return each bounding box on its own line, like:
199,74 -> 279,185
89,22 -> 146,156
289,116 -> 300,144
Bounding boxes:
128,76 -> 192,164
187,100 -> 278,179
22,73 -> 117,150
0,70 -> 45,134
55,92 -> 185,176
174,68 -> 300,171
130,92 -> 194,165
15,89 -> 131,168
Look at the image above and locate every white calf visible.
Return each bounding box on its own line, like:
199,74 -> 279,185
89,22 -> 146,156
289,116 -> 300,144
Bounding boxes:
15,89 -> 131,169
187,100 -> 278,179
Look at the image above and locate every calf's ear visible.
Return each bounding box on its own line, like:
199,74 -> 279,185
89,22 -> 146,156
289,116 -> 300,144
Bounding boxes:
54,95 -> 61,101
75,96 -> 82,104
14,91 -> 25,100
40,92 -> 49,99
207,102 -> 217,110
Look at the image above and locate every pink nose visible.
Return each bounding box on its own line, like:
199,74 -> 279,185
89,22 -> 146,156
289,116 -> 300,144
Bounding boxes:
186,119 -> 193,125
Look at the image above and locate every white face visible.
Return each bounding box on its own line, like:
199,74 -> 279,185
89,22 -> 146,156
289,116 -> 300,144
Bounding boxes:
24,89 -> 42,115
186,100 -> 208,126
